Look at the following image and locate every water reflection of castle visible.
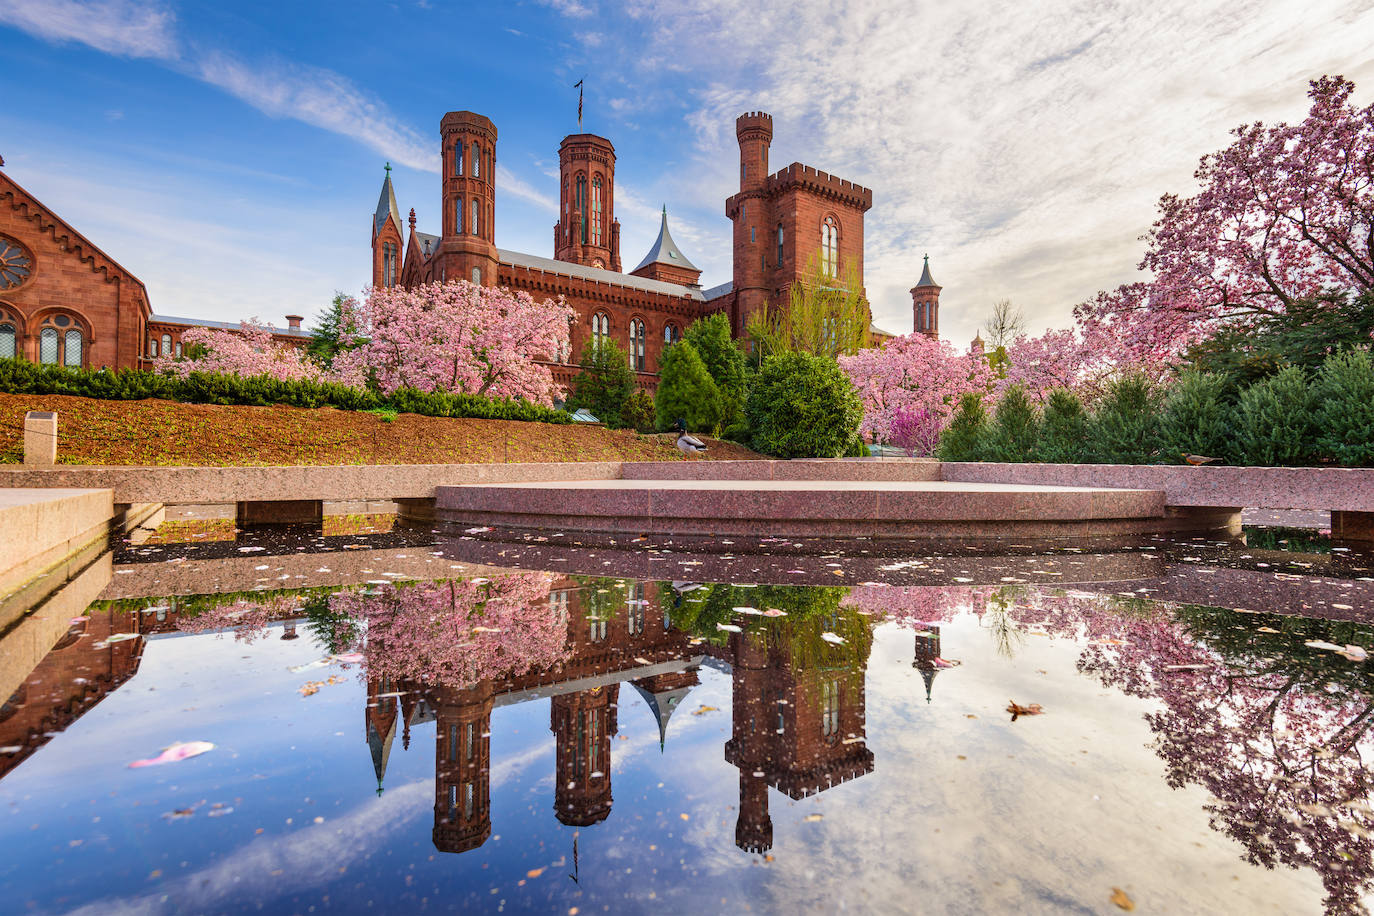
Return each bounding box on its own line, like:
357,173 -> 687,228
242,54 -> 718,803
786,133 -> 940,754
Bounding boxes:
361,581 -> 929,856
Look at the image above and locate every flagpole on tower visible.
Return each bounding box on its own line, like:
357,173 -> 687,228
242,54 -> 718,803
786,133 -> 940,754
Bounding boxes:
574,78 -> 584,130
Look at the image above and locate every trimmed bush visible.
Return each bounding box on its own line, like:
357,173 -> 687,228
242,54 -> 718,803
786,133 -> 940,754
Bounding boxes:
683,312 -> 749,429
1235,365 -> 1317,466
986,385 -> 1040,462
745,352 -> 862,459
1313,349 -> 1374,467
937,392 -> 991,462
623,388 -> 657,434
1157,371 -> 1233,464
1034,388 -> 1088,463
655,342 -> 723,434
1088,373 -> 1161,464
564,340 -> 637,428
0,357 -> 570,424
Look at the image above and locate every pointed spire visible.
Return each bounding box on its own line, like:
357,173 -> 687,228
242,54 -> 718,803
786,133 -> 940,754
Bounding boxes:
366,712 -> 398,796
915,253 -> 939,289
374,164 -> 403,240
632,683 -> 693,752
631,206 -> 699,273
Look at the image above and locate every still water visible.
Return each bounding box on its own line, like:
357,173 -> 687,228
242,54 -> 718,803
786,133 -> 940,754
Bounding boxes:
3,521 -> 1373,914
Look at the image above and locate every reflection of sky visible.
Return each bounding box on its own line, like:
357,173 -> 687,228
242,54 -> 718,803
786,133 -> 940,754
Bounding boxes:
0,604 -> 1339,914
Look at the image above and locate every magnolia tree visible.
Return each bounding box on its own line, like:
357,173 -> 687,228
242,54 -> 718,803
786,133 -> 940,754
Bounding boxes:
1076,75 -> 1374,363
838,333 -> 995,449
333,281 -> 574,405
153,320 -> 324,382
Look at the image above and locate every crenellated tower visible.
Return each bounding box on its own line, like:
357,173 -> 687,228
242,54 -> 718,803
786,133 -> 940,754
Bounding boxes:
432,683 -> 495,854
550,685 -> 619,826
438,111 -> 499,287
554,134 -> 620,271
370,163 -> 403,289
726,111 -> 773,337
912,255 -> 941,338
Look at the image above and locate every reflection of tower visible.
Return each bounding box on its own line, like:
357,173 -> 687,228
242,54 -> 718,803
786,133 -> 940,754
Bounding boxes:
723,620 -> 875,854
432,683 -> 494,853
550,685 -> 619,826
913,626 -> 942,704
365,677 -> 399,796
631,670 -> 698,751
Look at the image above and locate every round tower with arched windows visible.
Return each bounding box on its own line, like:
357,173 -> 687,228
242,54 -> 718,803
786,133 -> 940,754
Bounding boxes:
438,111 -> 499,287
912,254 -> 941,338
555,134 -> 620,272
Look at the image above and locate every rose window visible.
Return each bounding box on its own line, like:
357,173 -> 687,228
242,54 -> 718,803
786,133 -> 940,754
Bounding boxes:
0,238 -> 33,290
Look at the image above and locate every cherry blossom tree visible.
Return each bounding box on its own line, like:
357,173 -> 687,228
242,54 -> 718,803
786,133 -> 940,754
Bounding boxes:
153,320 -> 324,382
838,333 -> 996,445
332,281 -> 575,405
1076,76 -> 1374,363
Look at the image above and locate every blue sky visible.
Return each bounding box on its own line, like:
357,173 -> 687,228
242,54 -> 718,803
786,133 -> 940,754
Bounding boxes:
2,0 -> 1372,344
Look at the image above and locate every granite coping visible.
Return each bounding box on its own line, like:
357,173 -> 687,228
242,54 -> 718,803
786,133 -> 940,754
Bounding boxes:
0,488 -> 114,602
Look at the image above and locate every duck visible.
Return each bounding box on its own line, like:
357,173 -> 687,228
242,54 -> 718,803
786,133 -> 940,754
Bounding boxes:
674,418 -> 708,456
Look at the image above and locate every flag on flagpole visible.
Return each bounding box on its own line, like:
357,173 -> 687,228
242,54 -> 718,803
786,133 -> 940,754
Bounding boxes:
575,79 -> 584,129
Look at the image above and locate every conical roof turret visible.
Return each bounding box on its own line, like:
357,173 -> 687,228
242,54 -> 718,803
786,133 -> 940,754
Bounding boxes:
373,163 -> 402,239
632,206 -> 699,273
914,254 -> 940,289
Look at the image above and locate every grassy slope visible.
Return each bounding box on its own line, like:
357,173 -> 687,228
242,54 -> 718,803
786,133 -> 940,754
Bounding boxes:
0,393 -> 760,466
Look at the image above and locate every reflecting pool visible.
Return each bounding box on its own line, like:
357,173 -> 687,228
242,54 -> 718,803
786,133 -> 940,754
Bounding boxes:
3,523 -> 1373,914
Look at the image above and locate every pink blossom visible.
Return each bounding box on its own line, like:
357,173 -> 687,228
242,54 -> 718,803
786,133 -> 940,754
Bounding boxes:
153,320 -> 324,383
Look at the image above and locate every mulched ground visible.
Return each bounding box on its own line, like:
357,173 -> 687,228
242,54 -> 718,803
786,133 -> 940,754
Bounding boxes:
0,393 -> 761,466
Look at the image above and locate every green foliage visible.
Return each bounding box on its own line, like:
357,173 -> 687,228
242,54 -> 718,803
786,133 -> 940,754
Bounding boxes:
986,384 -> 1040,462
622,388 -> 657,434
744,256 -> 872,363
1313,349 -> 1374,466
744,352 -> 862,459
655,341 -> 724,434
683,312 -> 749,429
366,407 -> 398,423
0,357 -> 570,424
1088,373 -> 1162,464
1183,290 -> 1374,391
1034,388 -> 1088,463
1236,366 -> 1317,466
1157,371 -> 1233,463
563,339 -> 637,429
937,392 -> 991,461
305,293 -> 360,368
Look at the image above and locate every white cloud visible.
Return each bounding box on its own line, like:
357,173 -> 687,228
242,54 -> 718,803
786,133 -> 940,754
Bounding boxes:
0,0 -> 178,59
543,0 -> 1374,342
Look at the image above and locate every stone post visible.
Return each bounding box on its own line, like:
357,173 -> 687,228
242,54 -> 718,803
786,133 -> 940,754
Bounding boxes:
23,411 -> 57,466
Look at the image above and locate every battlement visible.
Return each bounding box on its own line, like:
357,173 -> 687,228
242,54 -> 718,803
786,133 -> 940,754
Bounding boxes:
736,111 -> 774,139
440,110 -> 497,140
766,162 -> 873,210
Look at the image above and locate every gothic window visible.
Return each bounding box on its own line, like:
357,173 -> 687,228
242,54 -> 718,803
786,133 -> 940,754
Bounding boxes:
576,174 -> 587,243
664,322 -> 680,345
472,144 -> 480,178
472,199 -> 480,237
448,724 -> 458,760
41,327 -> 59,364
628,318 -> 645,371
472,267 -> 481,284
0,238 -> 33,290
822,216 -> 839,277
464,782 -> 475,819
627,584 -> 645,635
776,223 -> 784,268
591,176 -> 603,246
175,342 -> 182,357
0,320 -> 14,359
589,613 -> 608,643
750,226 -> 755,243
389,243 -> 398,286
161,334 -> 172,357
455,197 -> 463,234
740,161 -> 746,184
821,680 -> 840,737
465,722 -> 475,761
447,784 -> 458,817
591,311 -> 609,350
455,142 -> 463,176
63,330 -> 81,367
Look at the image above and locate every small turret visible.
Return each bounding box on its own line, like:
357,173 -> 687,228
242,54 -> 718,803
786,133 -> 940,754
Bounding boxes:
736,111 -> 773,191
911,254 -> 941,338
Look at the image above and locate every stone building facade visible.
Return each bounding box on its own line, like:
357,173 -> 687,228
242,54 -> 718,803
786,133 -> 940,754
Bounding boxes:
373,110 -> 943,390
1,162 -> 307,371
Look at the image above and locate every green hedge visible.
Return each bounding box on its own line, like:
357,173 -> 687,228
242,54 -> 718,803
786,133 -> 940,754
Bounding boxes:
0,358 -> 570,424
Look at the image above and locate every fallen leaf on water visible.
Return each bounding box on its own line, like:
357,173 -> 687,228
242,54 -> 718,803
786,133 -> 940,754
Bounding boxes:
1006,701 -> 1044,721
1338,645 -> 1368,662
1306,640 -> 1344,652
471,626 -> 503,634
717,623 -> 742,633
1162,664 -> 1210,672
129,741 -> 215,768
1258,626 -> 1280,634
803,813 -> 824,822
691,705 -> 719,716
1110,887 -> 1135,910
680,813 -> 690,821
821,632 -> 846,645
526,868 -> 545,878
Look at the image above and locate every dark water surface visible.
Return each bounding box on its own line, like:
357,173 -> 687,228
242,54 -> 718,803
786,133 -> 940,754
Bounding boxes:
3,523 -> 1374,914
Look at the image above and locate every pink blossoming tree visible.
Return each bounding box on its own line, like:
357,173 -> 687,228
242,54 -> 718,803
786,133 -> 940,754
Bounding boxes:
332,281 -> 574,405
1075,76 -> 1374,364
153,320 -> 324,382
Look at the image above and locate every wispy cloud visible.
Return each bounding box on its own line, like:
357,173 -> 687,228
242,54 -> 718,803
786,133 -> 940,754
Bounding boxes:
0,0 -> 178,58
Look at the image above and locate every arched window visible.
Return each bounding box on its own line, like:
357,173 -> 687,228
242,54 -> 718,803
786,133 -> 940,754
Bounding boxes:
589,614 -> 608,643
664,323 -> 680,345
628,318 -> 645,370
776,223 -> 784,268
38,314 -> 84,367
455,197 -> 463,235
41,327 -> 59,364
147,337 -> 157,358
592,311 -> 610,350
66,330 -> 83,367
160,334 -> 172,357
576,174 -> 587,243
454,142 -> 464,176
0,310 -> 17,359
627,584 -> 645,635
591,176 -> 602,246
175,342 -> 182,357
472,267 -> 481,284
821,680 -> 840,737
822,216 -> 839,277
472,144 -> 480,178
471,199 -> 480,237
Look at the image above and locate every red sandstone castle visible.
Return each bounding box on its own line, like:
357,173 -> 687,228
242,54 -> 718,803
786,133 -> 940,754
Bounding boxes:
371,110 -> 945,388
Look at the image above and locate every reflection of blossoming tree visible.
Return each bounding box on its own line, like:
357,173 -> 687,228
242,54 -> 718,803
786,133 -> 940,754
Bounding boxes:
175,595 -> 298,644
327,574 -> 567,687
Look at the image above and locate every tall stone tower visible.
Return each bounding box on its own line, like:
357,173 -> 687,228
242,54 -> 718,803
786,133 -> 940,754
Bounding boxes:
727,111 -> 774,337
550,685 -> 619,826
911,255 -> 941,338
432,683 -> 494,854
554,134 -> 621,271
370,164 -> 403,289
438,111 -> 499,287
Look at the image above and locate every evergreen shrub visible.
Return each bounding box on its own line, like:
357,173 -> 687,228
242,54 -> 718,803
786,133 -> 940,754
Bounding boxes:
655,342 -> 723,434
1236,366 -> 1316,466
986,385 -> 1039,462
1157,371 -> 1233,463
1088,373 -> 1161,464
1034,388 -> 1088,463
937,392 -> 991,462
744,352 -> 861,459
1313,349 -> 1374,466
564,340 -> 637,428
